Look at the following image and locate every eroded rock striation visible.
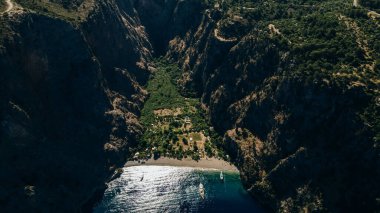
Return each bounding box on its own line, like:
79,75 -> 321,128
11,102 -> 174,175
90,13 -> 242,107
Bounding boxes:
1,0 -> 379,212
166,0 -> 380,212
0,0 -> 152,211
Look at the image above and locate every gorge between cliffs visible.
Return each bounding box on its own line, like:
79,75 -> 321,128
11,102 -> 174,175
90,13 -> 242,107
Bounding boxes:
0,0 -> 379,212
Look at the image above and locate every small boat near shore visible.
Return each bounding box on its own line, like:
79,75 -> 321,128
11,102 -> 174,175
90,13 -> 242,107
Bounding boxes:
220,171 -> 224,181
199,183 -> 205,199
94,166 -> 265,212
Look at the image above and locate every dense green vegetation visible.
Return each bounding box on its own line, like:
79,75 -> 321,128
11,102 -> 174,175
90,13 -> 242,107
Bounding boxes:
177,1 -> 380,211
135,59 -> 226,161
213,0 -> 380,142
219,0 -> 379,76
0,1 -> 6,12
362,0 -> 380,10
140,60 -> 188,126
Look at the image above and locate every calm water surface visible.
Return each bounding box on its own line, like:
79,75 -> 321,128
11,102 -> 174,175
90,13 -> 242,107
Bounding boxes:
94,166 -> 265,213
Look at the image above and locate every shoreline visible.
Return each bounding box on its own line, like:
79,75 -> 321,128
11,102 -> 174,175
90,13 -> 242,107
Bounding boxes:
125,157 -> 239,172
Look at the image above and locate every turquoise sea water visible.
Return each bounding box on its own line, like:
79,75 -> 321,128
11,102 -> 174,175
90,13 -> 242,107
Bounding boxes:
94,166 -> 265,213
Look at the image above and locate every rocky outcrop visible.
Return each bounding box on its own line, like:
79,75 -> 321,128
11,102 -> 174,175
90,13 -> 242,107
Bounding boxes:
81,0 -> 153,84
0,0 -> 153,211
1,0 -> 379,212
167,3 -> 380,213
133,0 -> 205,55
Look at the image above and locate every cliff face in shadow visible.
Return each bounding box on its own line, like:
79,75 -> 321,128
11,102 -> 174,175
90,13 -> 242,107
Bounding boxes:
166,1 -> 380,212
0,0 -> 152,211
132,0 -> 205,55
1,0 -> 379,212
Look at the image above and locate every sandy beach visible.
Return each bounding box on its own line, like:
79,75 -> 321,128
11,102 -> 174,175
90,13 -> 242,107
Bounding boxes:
125,157 -> 239,172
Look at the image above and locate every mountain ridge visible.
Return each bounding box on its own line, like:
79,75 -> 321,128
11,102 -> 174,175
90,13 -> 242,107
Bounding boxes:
0,0 -> 379,212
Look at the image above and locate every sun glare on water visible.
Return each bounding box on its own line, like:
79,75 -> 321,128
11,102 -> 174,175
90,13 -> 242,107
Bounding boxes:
94,166 -> 265,213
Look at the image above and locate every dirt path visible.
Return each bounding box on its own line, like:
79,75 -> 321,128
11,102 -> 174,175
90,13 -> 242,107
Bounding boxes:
353,0 -> 359,7
213,21 -> 238,42
4,0 -> 14,13
214,29 -> 238,42
339,15 -> 372,61
337,14 -> 379,88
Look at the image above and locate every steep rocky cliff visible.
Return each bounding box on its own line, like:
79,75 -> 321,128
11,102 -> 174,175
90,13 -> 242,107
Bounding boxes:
132,0 -> 205,55
1,0 -> 379,212
0,0 -> 152,211
166,0 -> 380,212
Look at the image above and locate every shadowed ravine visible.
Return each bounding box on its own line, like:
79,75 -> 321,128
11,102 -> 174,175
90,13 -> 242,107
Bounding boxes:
93,58 -> 266,212
0,0 -> 379,212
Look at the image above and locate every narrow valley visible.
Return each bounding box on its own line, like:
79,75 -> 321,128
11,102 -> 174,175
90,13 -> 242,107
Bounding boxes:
0,0 -> 379,212
135,59 -> 225,162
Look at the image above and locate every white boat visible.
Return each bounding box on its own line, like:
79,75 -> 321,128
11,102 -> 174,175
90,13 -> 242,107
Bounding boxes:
220,171 -> 224,181
199,183 -> 205,199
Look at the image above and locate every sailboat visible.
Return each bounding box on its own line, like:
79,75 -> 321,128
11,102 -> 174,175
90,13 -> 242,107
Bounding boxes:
199,183 -> 205,199
220,171 -> 224,181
